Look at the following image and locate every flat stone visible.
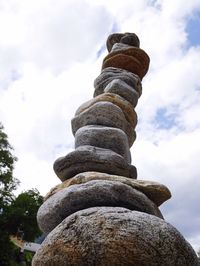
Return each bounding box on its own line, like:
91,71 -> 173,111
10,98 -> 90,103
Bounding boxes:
71,101 -> 136,146
75,92 -> 137,128
94,67 -> 142,97
104,78 -> 139,107
33,207 -> 199,266
106,32 -> 140,52
53,145 -> 137,181
44,172 -> 171,206
75,125 -> 131,163
102,48 -> 150,80
37,181 -> 163,234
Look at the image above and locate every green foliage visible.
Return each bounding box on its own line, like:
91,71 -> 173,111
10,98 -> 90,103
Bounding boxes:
0,123 -> 43,265
0,123 -> 19,209
6,189 -> 43,241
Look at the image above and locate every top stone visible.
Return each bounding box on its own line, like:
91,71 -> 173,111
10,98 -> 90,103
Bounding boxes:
106,32 -> 140,52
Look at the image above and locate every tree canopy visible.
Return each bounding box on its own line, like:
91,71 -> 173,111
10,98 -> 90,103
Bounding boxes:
0,123 -> 43,265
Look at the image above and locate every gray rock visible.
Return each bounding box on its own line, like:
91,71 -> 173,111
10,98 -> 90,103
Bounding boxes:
71,101 -> 136,146
33,207 -> 199,266
106,32 -> 140,52
94,67 -> 142,97
111,42 -> 133,52
120,33 -> 140,47
75,125 -> 131,163
44,172 -> 172,206
104,78 -> 139,107
53,145 -> 137,181
37,181 -> 163,234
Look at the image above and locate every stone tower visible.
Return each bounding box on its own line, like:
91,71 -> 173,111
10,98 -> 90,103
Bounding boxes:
32,33 -> 199,265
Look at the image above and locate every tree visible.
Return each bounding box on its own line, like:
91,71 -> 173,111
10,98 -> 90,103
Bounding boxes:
0,123 -> 19,210
6,189 -> 43,241
0,123 -> 43,265
0,123 -> 20,265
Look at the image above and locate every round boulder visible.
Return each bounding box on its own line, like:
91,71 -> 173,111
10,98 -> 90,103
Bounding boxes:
33,207 -> 199,266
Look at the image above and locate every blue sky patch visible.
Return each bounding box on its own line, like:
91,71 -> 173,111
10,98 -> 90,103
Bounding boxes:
186,11 -> 200,47
154,107 -> 177,129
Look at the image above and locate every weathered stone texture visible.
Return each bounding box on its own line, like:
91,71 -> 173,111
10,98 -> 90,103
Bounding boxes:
44,171 -> 171,206
53,146 -> 137,181
71,101 -> 136,146
106,32 -> 140,52
94,67 -> 142,97
104,79 -> 139,107
37,181 -> 163,234
33,207 -> 199,266
75,92 -> 137,127
75,125 -> 131,163
102,48 -> 149,80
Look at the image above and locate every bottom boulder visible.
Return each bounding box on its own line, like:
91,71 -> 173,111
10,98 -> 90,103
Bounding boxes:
32,207 -> 198,266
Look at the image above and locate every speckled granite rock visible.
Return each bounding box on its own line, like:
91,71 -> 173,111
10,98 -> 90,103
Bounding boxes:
44,172 -> 171,206
102,48 -> 150,80
75,92 -> 137,127
94,67 -> 142,97
104,78 -> 139,107
53,146 -> 137,181
33,207 -> 199,266
71,101 -> 136,146
75,126 -> 131,163
37,181 -> 163,234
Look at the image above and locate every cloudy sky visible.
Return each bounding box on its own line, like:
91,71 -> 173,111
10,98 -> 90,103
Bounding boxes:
0,0 -> 200,252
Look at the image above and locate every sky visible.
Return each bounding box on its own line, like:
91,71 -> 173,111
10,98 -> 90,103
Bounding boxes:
0,0 -> 200,252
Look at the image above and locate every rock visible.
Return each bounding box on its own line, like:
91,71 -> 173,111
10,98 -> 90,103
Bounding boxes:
104,78 -> 139,107
75,126 -> 131,163
106,32 -> 140,52
102,48 -> 150,80
94,67 -> 142,97
106,33 -> 124,52
75,92 -> 137,128
44,171 -> 171,206
37,181 -> 163,234
120,33 -> 140,47
53,145 -> 137,181
71,101 -> 136,146
111,43 -> 133,53
33,207 -> 199,266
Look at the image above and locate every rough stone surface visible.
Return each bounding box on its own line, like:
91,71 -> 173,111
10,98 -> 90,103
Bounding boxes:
94,67 -> 142,97
71,101 -> 136,146
53,145 -> 137,181
75,92 -> 137,128
37,181 -> 163,234
111,42 -> 133,52
44,172 -> 171,206
102,51 -> 149,80
33,207 -> 199,266
104,78 -> 139,107
106,32 -> 140,52
75,125 -> 131,163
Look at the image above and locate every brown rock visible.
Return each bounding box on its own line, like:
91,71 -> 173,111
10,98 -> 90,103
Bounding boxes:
75,92 -> 137,128
44,171 -> 171,206
102,47 -> 150,79
33,207 -> 199,266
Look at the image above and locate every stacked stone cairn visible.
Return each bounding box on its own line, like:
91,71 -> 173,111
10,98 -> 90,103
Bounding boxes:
33,33 -> 199,265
